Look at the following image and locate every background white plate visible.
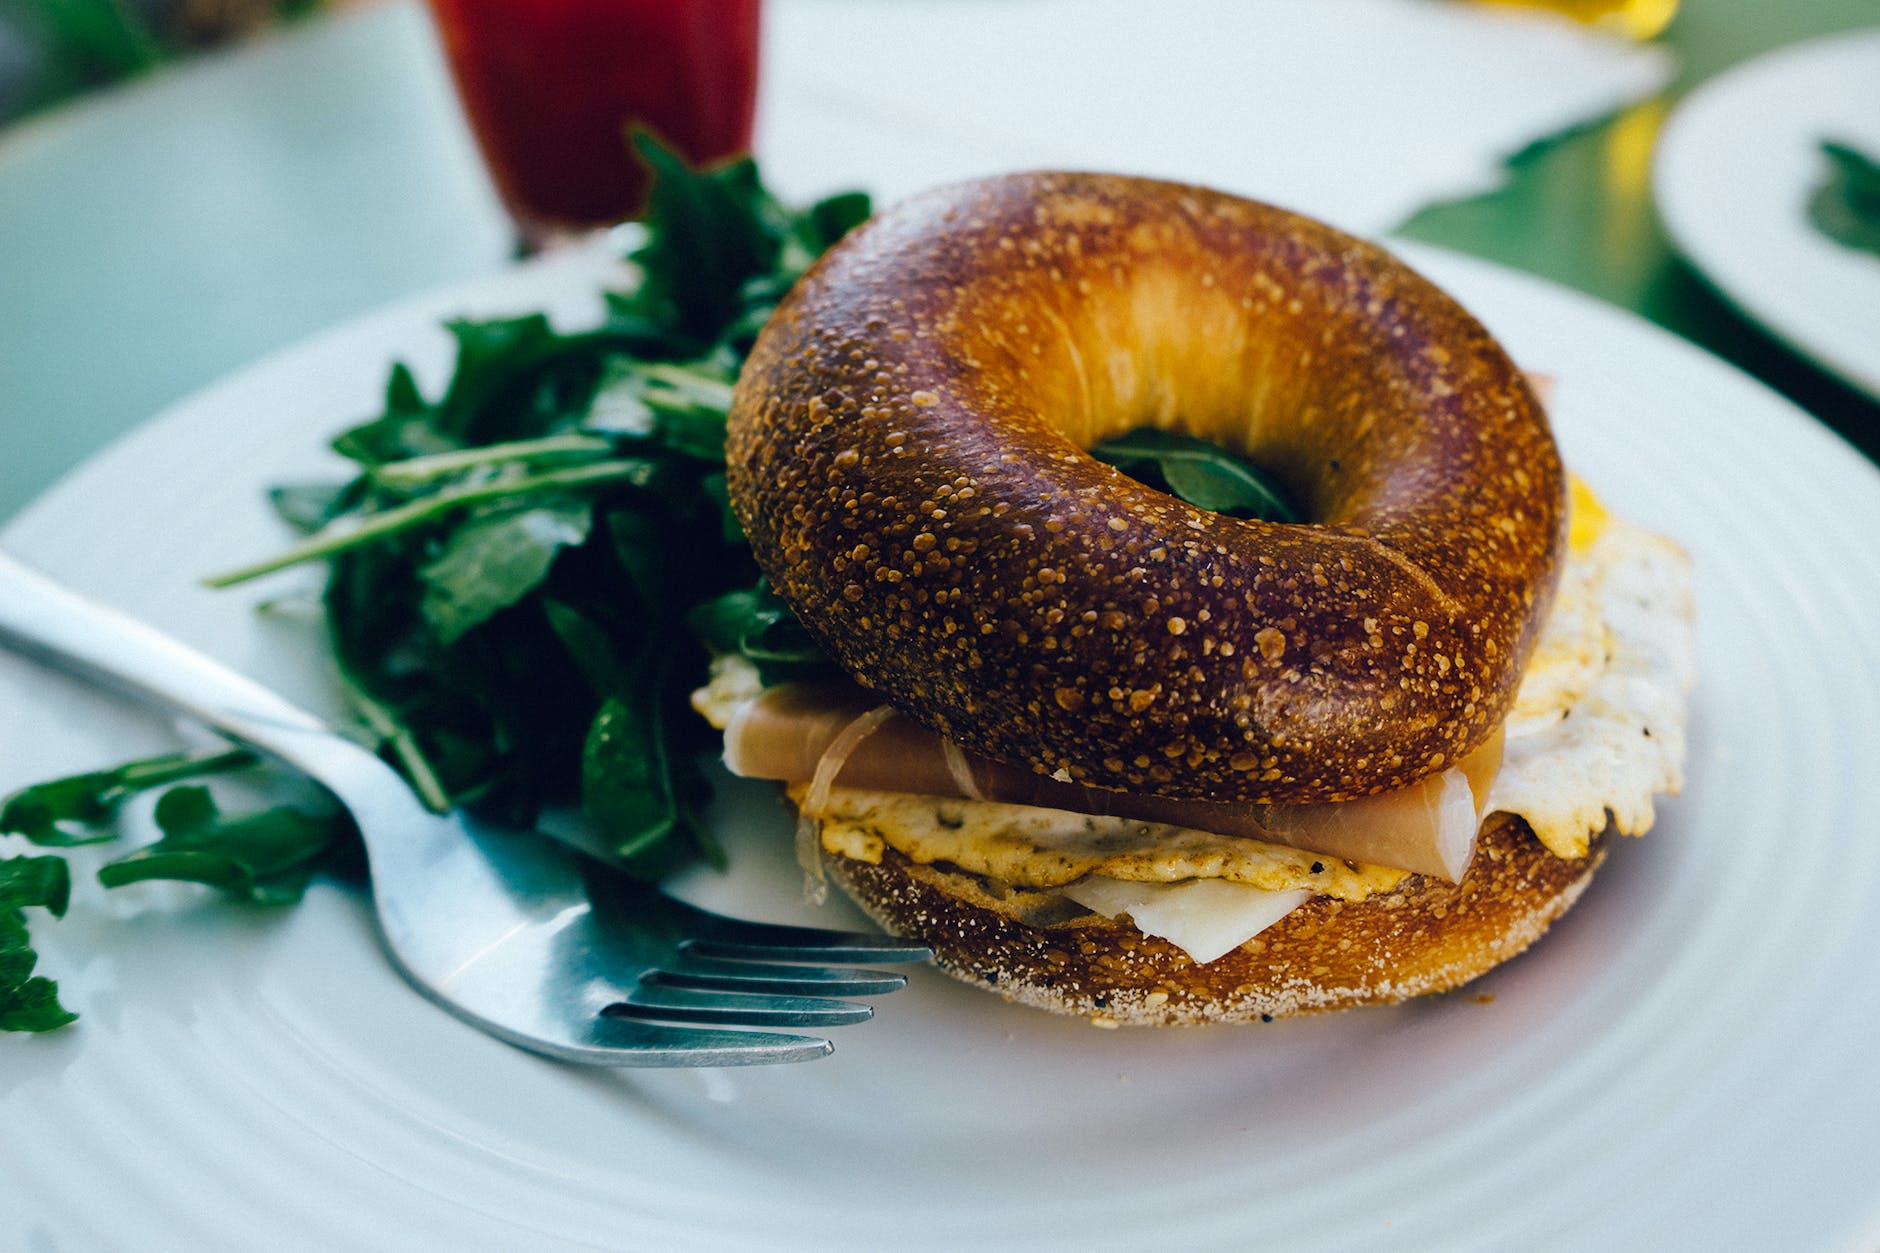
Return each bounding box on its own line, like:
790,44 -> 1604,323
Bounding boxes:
4,243 -> 1880,1252
1654,27 -> 1880,399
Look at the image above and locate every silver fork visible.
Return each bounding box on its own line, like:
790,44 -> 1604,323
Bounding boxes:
0,550 -> 928,1066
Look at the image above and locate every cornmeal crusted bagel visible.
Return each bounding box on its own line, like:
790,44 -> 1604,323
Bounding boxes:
824,813 -> 1604,1025
727,173 -> 1566,804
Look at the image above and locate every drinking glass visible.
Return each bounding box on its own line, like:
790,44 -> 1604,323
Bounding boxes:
428,0 -> 763,252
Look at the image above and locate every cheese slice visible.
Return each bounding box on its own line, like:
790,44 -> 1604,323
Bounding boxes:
1061,876 -> 1313,964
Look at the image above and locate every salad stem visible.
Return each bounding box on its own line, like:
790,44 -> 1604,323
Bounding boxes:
368,433 -> 616,488
204,460 -> 654,587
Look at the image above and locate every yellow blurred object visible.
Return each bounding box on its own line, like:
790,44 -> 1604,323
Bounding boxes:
1471,0 -> 1680,40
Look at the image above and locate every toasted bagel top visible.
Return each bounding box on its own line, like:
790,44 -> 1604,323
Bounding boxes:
727,173 -> 1565,803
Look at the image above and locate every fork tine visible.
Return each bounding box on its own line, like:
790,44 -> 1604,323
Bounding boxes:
683,935 -> 932,965
611,987 -> 875,1028
679,917 -> 933,966
582,859 -> 932,966
573,1015 -> 835,1068
644,957 -> 909,998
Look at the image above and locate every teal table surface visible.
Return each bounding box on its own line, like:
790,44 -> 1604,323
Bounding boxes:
2,0 -> 1876,525
0,1 -> 514,524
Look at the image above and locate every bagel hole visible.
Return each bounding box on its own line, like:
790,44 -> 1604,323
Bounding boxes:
1088,428 -> 1305,524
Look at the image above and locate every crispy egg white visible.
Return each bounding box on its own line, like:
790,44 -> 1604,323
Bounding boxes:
1488,482 -> 1695,858
800,479 -> 1695,896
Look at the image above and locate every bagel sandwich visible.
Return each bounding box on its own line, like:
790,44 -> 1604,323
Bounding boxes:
700,173 -> 1694,1025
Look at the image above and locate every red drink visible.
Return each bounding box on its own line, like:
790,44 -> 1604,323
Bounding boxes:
428,0 -> 762,247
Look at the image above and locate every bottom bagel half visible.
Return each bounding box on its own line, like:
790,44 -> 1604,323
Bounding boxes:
818,811 -> 1605,1026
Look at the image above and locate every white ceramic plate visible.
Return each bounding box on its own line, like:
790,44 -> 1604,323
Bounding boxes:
1653,27 -> 1880,399
4,244 -> 1880,1252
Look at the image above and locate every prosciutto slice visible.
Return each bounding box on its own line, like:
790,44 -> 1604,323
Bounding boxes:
724,682 -> 1500,881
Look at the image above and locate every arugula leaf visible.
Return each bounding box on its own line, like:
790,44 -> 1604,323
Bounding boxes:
1809,139 -> 1880,258
585,355 -> 738,461
1,746 -> 256,846
435,316 -> 618,448
332,361 -> 461,467
541,516 -> 719,868
1,855 -> 76,1033
1090,428 -> 1302,523
0,854 -> 70,916
0,953 -> 75,1032
800,191 -> 874,254
96,785 -> 354,905
268,481 -> 362,535
624,136 -> 794,346
581,694 -> 679,865
420,499 -> 594,645
689,581 -> 839,685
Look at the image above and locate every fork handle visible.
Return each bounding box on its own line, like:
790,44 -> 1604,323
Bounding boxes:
0,547 -> 332,752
